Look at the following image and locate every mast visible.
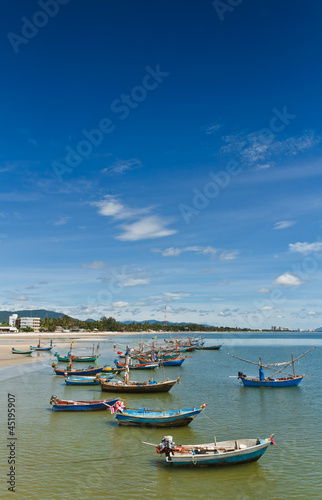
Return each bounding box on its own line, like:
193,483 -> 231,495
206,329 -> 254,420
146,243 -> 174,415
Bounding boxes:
124,345 -> 130,384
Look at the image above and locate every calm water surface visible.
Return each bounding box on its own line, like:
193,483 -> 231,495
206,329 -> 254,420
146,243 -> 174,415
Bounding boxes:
0,334 -> 321,499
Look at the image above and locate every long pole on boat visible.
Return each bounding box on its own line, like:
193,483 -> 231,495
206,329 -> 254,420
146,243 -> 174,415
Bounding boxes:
124,345 -> 130,384
292,353 -> 295,377
268,346 -> 316,378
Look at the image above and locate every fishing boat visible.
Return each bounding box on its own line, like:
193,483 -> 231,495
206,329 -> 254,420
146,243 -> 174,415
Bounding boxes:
160,357 -> 186,366
53,364 -> 104,376
64,376 -> 101,385
114,360 -> 159,370
30,338 -> 53,351
54,343 -> 100,362
197,344 -> 223,351
113,403 -> 207,426
11,348 -> 33,355
233,347 -> 316,387
99,377 -> 180,393
99,345 -> 180,394
143,434 -> 275,466
50,395 -> 119,411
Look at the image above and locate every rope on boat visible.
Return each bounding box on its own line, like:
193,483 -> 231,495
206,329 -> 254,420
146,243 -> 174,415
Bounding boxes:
201,410 -> 229,428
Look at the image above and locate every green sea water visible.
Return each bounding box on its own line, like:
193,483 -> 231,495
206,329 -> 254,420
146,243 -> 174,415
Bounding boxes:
0,334 -> 321,500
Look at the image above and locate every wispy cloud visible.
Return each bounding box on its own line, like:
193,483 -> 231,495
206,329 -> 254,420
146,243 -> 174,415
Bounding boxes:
102,158 -> 142,174
273,220 -> 295,230
221,130 -> 321,169
54,217 -> 71,226
113,301 -> 128,308
273,272 -> 305,286
83,261 -> 106,269
257,288 -> 270,294
116,216 -> 176,241
289,241 -> 322,255
153,246 -> 238,261
11,295 -> 28,301
92,196 -> 175,241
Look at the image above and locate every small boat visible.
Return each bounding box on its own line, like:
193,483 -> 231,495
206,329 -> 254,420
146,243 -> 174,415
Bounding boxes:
30,338 -> 53,351
53,364 -> 104,376
11,348 -> 33,355
233,347 -> 316,387
113,403 -> 207,426
143,434 -> 275,466
100,345 -> 180,393
161,357 -> 186,366
99,377 -> 180,393
54,342 -> 101,362
64,376 -> 101,385
114,360 -> 159,370
50,395 -> 119,411
197,344 -> 223,350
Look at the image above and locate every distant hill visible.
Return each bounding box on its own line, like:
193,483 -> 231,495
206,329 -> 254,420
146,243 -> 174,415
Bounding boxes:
0,309 -> 65,324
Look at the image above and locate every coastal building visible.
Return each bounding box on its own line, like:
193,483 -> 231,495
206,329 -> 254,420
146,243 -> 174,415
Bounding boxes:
17,317 -> 41,332
0,326 -> 18,333
9,314 -> 18,327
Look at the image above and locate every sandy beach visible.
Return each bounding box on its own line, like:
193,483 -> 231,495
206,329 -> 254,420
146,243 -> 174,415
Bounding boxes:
0,330 -> 165,369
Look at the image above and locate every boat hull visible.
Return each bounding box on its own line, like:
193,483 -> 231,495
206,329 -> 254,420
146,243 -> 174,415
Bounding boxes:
197,345 -> 223,350
241,376 -> 304,387
165,440 -> 270,466
115,362 -> 159,370
65,376 -> 100,385
116,408 -> 203,426
100,379 -> 178,393
54,367 -> 103,376
31,346 -> 52,351
162,358 -> 185,366
12,349 -> 33,355
51,397 -> 119,411
55,354 -> 99,362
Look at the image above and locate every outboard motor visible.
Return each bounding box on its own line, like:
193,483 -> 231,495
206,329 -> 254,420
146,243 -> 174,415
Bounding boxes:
157,436 -> 176,457
237,371 -> 246,380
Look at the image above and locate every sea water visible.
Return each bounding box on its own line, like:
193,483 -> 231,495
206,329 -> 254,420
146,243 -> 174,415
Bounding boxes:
0,333 -> 321,499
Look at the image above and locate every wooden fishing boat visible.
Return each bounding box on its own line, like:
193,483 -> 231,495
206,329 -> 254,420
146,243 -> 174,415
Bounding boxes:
114,403 -> 207,426
197,344 -> 223,350
144,434 -> 275,466
54,353 -> 100,362
99,377 -> 180,393
100,345 -> 180,393
53,364 -> 104,376
114,360 -> 159,370
64,376 -> 101,385
50,395 -> 119,411
11,348 -> 33,355
233,347 -> 316,387
30,338 -> 53,351
160,357 -> 186,366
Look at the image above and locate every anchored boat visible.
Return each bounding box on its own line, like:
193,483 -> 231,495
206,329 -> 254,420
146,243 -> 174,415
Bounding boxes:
144,434 -> 275,466
50,395 -> 119,411
112,403 -> 207,426
233,347 -> 316,387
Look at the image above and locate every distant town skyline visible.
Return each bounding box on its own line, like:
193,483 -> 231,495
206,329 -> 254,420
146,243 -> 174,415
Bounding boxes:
1,1 -> 322,330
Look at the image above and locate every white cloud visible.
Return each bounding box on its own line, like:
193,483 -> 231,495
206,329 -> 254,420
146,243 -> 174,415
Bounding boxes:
221,130 -> 321,169
112,301 -> 128,308
102,158 -> 142,174
12,295 -> 28,301
116,216 -> 176,241
289,241 -> 322,255
153,246 -> 219,258
262,305 -> 273,311
163,292 -> 190,300
92,195 -> 143,220
82,261 -> 106,269
54,217 -> 71,226
273,273 -> 305,286
273,220 -> 295,230
119,278 -> 150,287
219,250 -> 239,261
308,310 -> 316,316
257,288 -> 270,294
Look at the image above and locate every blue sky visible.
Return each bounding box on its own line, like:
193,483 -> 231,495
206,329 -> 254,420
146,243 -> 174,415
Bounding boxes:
1,0 -> 322,329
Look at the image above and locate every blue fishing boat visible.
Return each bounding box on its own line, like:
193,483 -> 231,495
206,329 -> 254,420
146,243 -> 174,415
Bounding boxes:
197,344 -> 223,351
161,357 -> 185,366
144,435 -> 275,466
30,338 -> 53,351
53,365 -> 104,376
233,347 -> 316,387
64,376 -> 101,385
50,395 -> 119,411
114,360 -> 159,370
113,403 -> 207,426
